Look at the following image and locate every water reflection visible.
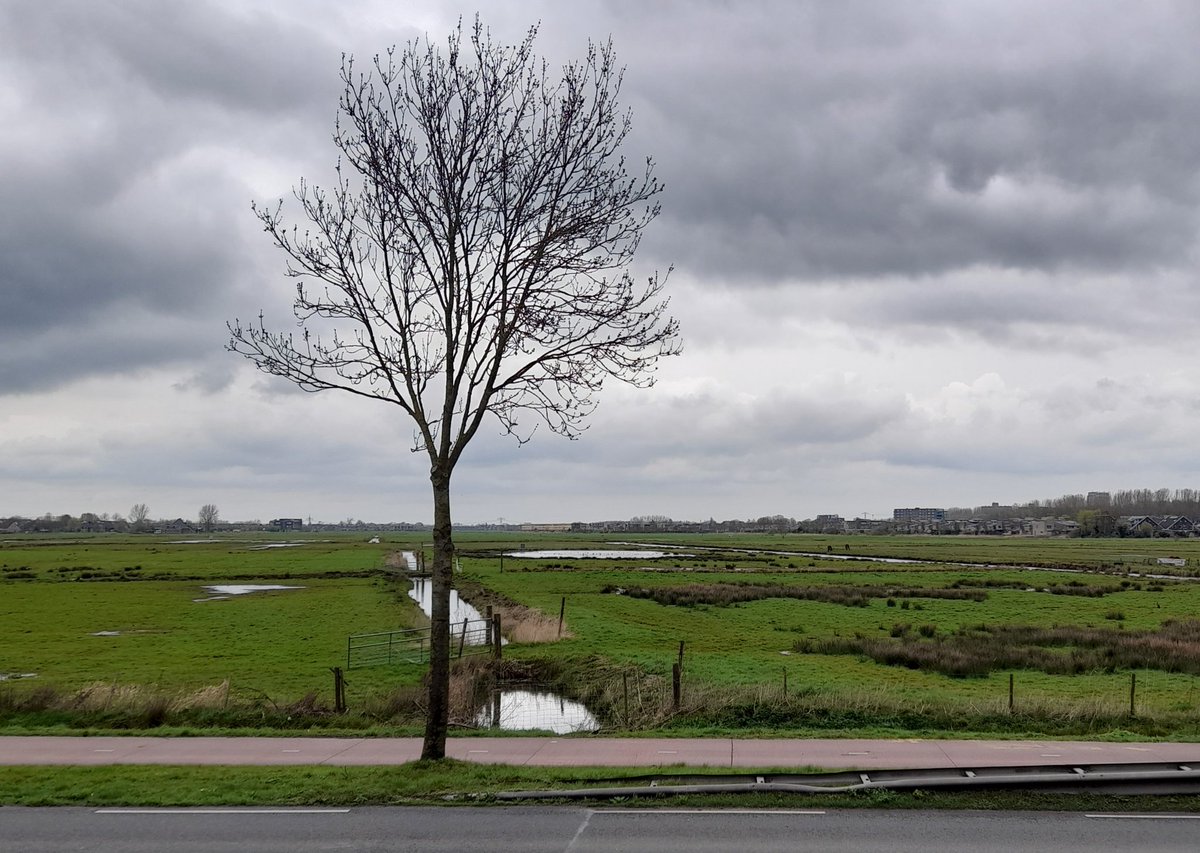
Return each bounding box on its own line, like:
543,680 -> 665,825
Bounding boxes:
408,577 -> 483,622
407,577 -> 501,645
476,689 -> 599,734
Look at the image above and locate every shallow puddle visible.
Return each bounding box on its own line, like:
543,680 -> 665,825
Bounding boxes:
475,689 -> 599,734
194,584 -> 305,602
511,549 -> 672,559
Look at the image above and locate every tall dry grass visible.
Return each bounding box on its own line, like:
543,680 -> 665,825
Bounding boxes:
454,579 -> 573,643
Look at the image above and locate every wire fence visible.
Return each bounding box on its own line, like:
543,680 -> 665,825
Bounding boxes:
346,617 -> 494,669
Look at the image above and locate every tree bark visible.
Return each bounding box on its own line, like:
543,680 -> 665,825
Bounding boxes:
421,468 -> 454,760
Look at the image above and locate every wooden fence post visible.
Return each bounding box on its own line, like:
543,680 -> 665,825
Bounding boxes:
672,662 -> 681,709
492,613 -> 502,660
558,597 -> 566,638
457,618 -> 469,659
782,667 -> 788,700
330,667 -> 346,713
1009,673 -> 1014,712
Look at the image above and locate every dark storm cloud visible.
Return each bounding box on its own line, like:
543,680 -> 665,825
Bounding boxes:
0,1 -> 340,392
616,1 -> 1200,282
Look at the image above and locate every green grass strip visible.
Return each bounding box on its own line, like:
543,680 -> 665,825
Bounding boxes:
4,763 -> 1200,812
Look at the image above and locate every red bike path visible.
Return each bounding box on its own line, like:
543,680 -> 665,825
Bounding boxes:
3,736 -> 1199,769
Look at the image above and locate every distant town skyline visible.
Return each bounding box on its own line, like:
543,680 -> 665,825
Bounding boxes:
6,486 -> 1199,530
6,2 -> 1200,524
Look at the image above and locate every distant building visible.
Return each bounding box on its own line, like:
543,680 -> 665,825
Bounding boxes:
892,507 -> 945,523
1086,491 -> 1112,508
270,518 -> 304,531
813,514 -> 846,533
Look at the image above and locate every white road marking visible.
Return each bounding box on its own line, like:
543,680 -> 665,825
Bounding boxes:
656,750 -> 677,754
281,749 -> 301,753
1087,814 -> 1200,820
467,749 -> 489,754
601,808 -> 825,815
564,810 -> 594,853
96,809 -> 351,814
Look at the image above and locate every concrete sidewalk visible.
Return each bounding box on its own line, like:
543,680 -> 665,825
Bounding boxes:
3,736 -> 1200,770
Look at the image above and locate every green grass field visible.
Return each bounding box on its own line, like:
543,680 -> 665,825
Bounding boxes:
5,531 -> 1200,737
0,533 -> 431,711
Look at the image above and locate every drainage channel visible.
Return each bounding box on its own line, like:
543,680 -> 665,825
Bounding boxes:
496,762 -> 1200,800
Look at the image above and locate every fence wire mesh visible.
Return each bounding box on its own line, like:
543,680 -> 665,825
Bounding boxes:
347,618 -> 493,668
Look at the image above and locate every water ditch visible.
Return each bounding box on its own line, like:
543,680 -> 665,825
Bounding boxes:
400,552 -> 596,729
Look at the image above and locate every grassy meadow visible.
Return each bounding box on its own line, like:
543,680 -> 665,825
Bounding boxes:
0,533 -> 431,721
5,530 -> 1200,736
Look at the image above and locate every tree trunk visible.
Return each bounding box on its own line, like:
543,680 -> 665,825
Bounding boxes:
421,468 -> 454,760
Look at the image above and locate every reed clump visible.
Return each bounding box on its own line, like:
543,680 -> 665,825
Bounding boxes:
795,619 -> 1200,678
611,582 -> 988,609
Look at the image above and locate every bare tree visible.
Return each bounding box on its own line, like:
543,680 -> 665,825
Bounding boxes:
228,18 -> 679,759
198,503 -> 219,533
129,503 -> 150,532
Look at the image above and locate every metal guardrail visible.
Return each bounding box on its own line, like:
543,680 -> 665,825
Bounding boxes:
347,617 -> 493,668
496,762 -> 1200,800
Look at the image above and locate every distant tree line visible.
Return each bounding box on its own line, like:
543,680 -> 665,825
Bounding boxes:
949,488 -> 1200,521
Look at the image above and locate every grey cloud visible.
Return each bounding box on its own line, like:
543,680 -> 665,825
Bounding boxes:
0,1 -> 342,393
621,1 -> 1200,282
461,383 -> 906,477
2,1 -> 337,116
799,270 -> 1200,354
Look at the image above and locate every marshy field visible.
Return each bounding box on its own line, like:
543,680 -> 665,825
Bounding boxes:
5,531 -> 1200,739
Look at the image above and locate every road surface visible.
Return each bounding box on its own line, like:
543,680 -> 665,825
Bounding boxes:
2,806 -> 1199,852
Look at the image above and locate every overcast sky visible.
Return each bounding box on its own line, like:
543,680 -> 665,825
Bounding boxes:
4,0 -> 1200,525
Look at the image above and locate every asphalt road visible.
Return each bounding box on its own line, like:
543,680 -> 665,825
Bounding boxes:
2,806 -> 1199,852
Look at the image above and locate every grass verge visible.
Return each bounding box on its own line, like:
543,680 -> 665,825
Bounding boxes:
2,763 -> 1200,812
